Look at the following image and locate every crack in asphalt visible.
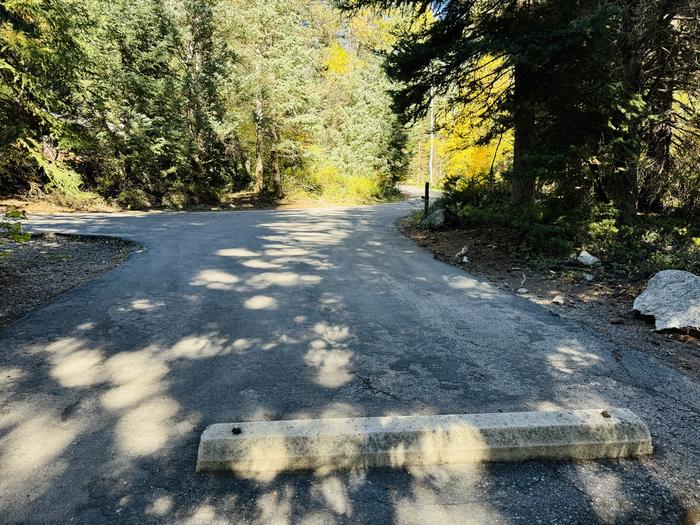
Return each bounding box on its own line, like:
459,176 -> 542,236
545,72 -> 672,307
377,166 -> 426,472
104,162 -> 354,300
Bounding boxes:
609,350 -> 700,417
352,371 -> 407,403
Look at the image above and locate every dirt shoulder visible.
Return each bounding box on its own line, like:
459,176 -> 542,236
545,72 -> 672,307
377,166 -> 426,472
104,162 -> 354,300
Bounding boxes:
0,234 -> 136,330
0,190 -> 404,214
400,222 -> 700,381
0,196 -> 118,214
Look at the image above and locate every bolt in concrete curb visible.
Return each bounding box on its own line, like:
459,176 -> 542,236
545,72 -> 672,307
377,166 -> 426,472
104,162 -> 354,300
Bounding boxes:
196,408 -> 652,474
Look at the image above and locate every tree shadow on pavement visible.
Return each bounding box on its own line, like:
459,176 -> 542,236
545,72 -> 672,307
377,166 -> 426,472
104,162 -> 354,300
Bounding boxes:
0,205 -> 698,524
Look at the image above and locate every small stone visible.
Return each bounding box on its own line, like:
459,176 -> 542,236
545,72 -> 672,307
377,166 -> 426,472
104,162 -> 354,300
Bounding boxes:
577,250 -> 600,266
552,295 -> 565,305
609,317 -> 625,325
455,246 -> 468,260
462,256 -> 469,264
583,273 -> 595,283
517,288 -> 529,294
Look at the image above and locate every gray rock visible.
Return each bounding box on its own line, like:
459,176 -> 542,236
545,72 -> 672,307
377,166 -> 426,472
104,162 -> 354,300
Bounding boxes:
516,288 -> 529,295
633,270 -> 700,331
455,246 -> 468,260
552,295 -> 566,305
583,273 -> 595,283
421,208 -> 446,229
577,250 -> 600,266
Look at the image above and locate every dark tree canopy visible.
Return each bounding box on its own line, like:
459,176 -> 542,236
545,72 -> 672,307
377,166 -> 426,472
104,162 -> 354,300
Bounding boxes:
343,0 -> 700,219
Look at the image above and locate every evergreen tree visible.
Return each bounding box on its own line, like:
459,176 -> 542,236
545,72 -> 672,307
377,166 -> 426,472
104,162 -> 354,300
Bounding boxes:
342,1 -> 623,209
219,0 -> 319,198
0,0 -> 88,193
175,0 -> 233,200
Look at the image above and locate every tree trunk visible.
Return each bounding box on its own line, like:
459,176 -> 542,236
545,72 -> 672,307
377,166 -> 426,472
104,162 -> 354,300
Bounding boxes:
639,86 -> 673,212
254,135 -> 265,193
268,125 -> 283,199
270,150 -> 282,198
638,1 -> 680,213
510,62 -> 537,208
254,99 -> 266,194
606,0 -> 643,223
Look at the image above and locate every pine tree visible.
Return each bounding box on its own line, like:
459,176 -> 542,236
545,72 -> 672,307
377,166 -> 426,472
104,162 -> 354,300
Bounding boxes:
0,0 -> 89,193
343,1 -> 622,208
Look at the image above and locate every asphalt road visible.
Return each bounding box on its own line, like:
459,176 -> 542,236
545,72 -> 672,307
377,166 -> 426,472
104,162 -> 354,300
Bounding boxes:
1,199 -> 698,524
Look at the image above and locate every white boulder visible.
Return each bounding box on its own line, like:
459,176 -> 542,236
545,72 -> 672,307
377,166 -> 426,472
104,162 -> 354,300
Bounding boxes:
577,250 -> 600,266
633,270 -> 700,332
421,208 -> 445,229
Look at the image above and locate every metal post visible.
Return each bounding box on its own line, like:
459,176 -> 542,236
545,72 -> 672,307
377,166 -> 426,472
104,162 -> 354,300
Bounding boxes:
424,182 -> 430,217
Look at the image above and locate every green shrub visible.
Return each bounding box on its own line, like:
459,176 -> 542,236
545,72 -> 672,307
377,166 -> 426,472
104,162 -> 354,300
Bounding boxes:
116,189 -> 151,210
162,192 -> 189,209
576,215 -> 700,277
283,164 -> 384,203
441,172 -> 510,209
587,219 -> 619,247
521,222 -> 574,256
452,203 -> 510,227
435,164 -> 700,277
345,175 -> 381,202
1,209 -> 31,244
45,190 -> 109,211
446,202 -> 574,255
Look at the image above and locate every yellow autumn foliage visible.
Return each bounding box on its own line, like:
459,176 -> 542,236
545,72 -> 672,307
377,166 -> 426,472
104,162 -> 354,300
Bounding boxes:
409,56 -> 513,187
326,41 -> 351,75
438,114 -> 513,183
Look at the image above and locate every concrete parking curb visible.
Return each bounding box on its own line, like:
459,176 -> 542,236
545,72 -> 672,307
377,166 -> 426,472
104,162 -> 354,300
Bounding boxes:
196,408 -> 652,474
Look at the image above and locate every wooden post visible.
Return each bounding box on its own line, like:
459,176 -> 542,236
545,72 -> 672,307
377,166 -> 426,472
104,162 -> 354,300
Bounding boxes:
424,182 -> 430,217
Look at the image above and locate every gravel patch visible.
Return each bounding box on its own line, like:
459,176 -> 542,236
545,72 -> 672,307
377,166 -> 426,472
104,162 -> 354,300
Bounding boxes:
0,233 -> 136,330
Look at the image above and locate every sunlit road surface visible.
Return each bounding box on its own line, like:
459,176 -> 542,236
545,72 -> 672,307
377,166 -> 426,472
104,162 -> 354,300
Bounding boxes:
1,198 -> 698,524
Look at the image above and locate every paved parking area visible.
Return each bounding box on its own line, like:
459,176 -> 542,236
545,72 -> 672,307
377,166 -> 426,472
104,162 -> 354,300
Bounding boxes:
0,201 -> 698,523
